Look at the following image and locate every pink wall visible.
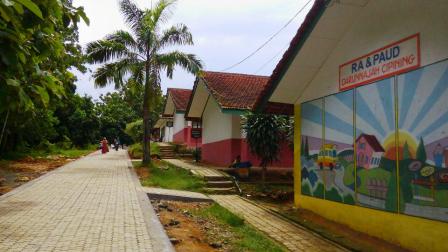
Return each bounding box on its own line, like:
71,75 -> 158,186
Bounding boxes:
173,127 -> 202,149
202,138 -> 293,167
202,138 -> 241,166
241,139 -> 293,167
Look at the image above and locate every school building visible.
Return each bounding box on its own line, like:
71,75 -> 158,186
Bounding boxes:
256,0 -> 448,251
158,88 -> 202,148
185,71 -> 293,167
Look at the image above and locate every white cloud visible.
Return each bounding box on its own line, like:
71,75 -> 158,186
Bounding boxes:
72,0 -> 313,98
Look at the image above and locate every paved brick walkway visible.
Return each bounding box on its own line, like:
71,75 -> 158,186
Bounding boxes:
163,159 -> 227,178
0,150 -> 173,252
209,195 -> 347,252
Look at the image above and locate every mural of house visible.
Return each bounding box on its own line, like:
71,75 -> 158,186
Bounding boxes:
255,0 -> 448,251
356,134 -> 385,169
158,88 -> 202,148
185,71 -> 293,167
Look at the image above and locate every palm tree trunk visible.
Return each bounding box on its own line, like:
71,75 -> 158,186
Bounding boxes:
142,57 -> 151,165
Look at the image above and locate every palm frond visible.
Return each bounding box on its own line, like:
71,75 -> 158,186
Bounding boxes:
159,24 -> 193,49
92,58 -> 140,88
156,51 -> 203,78
86,39 -> 138,64
144,0 -> 175,33
119,0 -> 144,34
105,30 -> 141,53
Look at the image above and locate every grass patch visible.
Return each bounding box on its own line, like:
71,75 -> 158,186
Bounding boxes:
133,160 -> 205,192
196,203 -> 286,252
1,145 -> 96,160
128,142 -> 160,159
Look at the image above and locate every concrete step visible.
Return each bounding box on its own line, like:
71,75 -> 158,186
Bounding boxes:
204,175 -> 230,181
206,181 -> 234,188
206,187 -> 236,194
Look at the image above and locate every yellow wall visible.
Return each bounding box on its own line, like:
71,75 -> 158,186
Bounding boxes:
294,104 -> 448,252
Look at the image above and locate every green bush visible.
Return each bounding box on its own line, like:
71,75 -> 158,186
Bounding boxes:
128,143 -> 160,159
125,120 -> 143,143
128,143 -> 143,159
56,135 -> 73,150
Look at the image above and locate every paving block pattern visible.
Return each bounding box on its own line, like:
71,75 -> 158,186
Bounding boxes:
209,195 -> 347,252
0,150 -> 172,252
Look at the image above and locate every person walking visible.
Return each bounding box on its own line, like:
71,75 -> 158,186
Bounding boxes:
101,137 -> 109,154
114,137 -> 120,151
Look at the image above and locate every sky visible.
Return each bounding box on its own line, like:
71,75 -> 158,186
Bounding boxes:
72,0 -> 313,100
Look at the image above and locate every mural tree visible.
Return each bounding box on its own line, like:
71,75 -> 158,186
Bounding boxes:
416,137 -> 427,163
403,141 -> 412,160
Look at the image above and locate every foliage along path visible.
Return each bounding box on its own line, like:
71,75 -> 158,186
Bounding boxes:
0,150 -> 173,252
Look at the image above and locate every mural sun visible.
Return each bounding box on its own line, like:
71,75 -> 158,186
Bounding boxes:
383,130 -> 417,160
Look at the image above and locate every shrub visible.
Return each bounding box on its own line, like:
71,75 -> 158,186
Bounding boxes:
124,120 -> 143,143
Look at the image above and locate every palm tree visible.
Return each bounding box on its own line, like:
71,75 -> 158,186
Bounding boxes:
86,0 -> 202,164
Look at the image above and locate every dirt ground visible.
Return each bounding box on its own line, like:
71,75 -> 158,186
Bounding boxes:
152,200 -> 237,252
0,156 -> 75,195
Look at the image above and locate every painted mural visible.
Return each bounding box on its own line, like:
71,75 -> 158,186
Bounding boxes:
323,90 -> 356,204
300,59 -> 448,222
355,78 -> 397,212
397,59 -> 448,222
301,99 -> 324,198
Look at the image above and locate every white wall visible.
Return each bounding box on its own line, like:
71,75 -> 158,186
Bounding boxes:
202,97 -> 242,144
173,113 -> 186,135
297,0 -> 448,104
163,126 -> 173,142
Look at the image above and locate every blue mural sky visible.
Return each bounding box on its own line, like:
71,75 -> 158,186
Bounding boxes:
301,59 -> 448,149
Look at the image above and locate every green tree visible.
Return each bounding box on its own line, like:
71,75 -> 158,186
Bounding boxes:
55,94 -> 100,147
242,112 -> 289,187
416,137 -> 427,162
0,0 -> 89,153
96,92 -> 139,145
86,0 -> 202,164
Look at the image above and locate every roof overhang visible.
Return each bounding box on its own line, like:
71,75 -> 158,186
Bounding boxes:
162,93 -> 175,117
185,78 -> 210,119
154,116 -> 172,128
258,0 -> 369,107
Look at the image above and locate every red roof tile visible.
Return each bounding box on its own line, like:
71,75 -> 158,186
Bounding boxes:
356,134 -> 385,152
167,88 -> 192,111
201,71 -> 269,110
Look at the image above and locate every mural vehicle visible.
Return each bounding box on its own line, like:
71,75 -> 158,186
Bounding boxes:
318,144 -> 337,170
